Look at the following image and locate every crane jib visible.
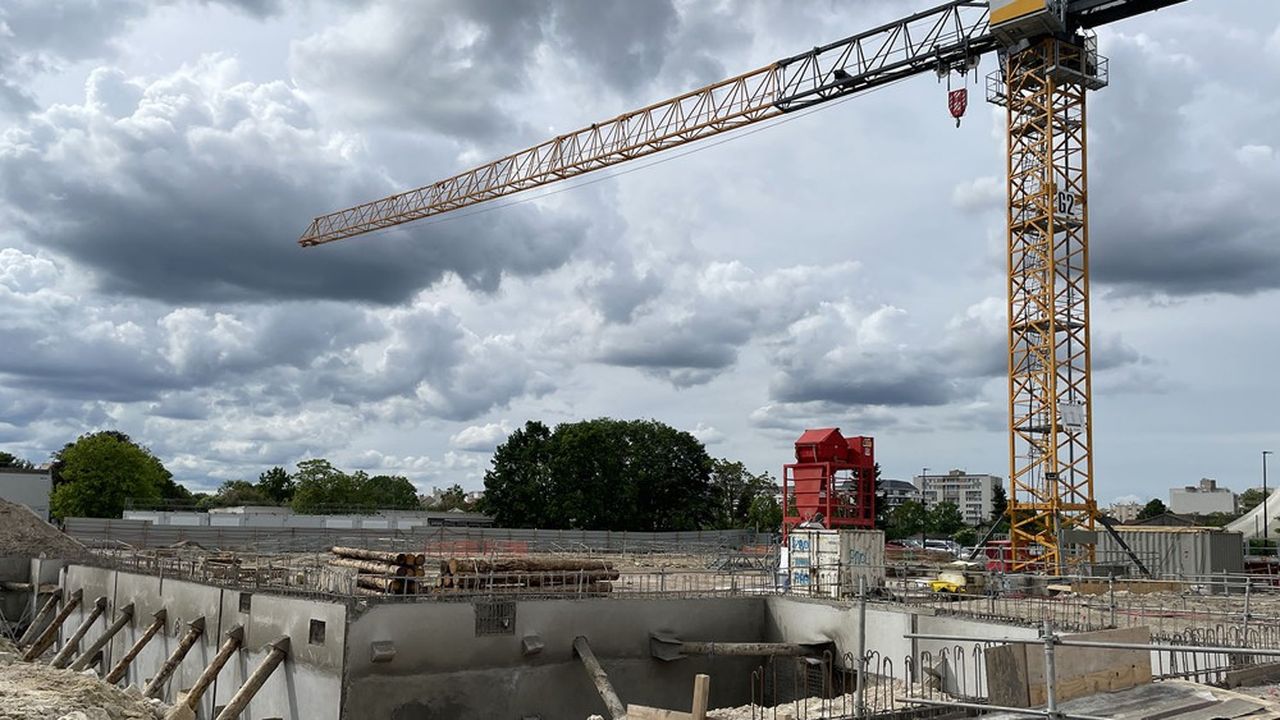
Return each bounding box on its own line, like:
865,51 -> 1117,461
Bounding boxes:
296,0 -> 1186,246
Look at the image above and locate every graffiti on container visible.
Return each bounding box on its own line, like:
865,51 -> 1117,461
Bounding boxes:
848,548 -> 869,566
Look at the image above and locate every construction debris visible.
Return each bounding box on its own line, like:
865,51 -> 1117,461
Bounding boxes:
0,651 -> 169,719
0,498 -> 92,560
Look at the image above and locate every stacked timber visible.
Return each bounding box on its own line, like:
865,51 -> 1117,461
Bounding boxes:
439,557 -> 619,594
328,546 -> 426,596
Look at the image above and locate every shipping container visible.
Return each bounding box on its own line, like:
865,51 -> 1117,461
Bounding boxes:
840,529 -> 886,592
1095,527 -> 1244,578
786,529 -> 886,596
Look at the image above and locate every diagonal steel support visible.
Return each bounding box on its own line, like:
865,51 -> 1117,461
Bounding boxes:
144,617 -> 206,700
22,588 -> 82,661
70,602 -> 135,671
50,595 -> 108,669
105,609 -> 167,685
213,636 -> 290,720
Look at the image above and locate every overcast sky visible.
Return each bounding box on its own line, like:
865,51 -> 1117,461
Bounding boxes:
0,0 -> 1276,504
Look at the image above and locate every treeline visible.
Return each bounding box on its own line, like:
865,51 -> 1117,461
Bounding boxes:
4,419 -> 783,530
198,458 -> 420,514
479,419 -> 781,532
1,432 -> 427,519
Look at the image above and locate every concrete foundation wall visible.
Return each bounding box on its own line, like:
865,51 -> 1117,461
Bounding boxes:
60,565 -> 345,720
344,597 -> 765,719
764,596 -> 1041,696
49,566 -> 1058,719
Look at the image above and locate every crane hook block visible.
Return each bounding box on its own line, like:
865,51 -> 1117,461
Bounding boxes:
948,88 -> 968,128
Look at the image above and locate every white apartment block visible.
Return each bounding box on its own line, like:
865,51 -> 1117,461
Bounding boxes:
878,479 -> 921,517
1169,478 -> 1236,515
914,469 -> 1000,526
1108,501 -> 1143,523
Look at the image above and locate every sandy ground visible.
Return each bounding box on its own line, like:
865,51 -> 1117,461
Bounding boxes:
587,678 -> 950,719
0,651 -> 169,720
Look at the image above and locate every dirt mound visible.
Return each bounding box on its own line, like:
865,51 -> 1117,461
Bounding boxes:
0,654 -> 166,719
0,498 -> 92,560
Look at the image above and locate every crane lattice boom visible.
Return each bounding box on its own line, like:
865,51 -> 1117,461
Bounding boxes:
297,1 -> 993,247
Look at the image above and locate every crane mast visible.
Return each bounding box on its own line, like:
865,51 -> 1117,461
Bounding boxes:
299,0 -> 1188,574
990,28 -> 1106,573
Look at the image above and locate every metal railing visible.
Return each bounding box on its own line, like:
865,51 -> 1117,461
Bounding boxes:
739,617 -> 1280,719
68,517 -> 772,556
93,548 -> 782,603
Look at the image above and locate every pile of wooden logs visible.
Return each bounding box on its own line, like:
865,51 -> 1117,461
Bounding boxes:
438,557 -> 620,593
328,546 -> 425,596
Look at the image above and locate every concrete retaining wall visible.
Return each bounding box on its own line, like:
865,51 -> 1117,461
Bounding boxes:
46,565 -> 1058,718
60,566 -> 345,720
344,597 -> 765,719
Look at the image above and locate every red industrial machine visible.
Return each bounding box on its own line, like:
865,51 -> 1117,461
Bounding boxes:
782,428 -> 875,536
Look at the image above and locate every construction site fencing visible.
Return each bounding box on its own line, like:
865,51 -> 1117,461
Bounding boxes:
66,517 -> 773,556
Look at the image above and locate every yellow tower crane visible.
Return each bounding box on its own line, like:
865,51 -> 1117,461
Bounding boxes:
299,0 -> 1189,574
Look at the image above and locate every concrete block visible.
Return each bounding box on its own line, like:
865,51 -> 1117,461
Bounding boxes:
370,641 -> 396,663
522,634 -> 545,656
986,626 -> 1153,708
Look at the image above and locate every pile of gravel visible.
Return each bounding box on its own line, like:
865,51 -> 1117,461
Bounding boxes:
0,498 -> 92,560
0,653 -> 166,719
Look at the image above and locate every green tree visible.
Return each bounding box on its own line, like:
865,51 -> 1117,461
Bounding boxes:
1198,511 -> 1236,528
256,466 -> 295,504
953,527 -> 978,547
290,458 -> 357,513
49,432 -> 170,518
708,459 -> 776,529
1137,498 -> 1168,521
482,418 -> 715,531
0,451 -> 33,469
745,494 -> 783,532
359,474 -> 419,510
888,500 -> 928,540
199,480 -> 271,508
990,484 -> 1009,524
480,421 -> 554,527
288,461 -> 418,512
928,501 -> 966,536
1240,488 -> 1266,515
